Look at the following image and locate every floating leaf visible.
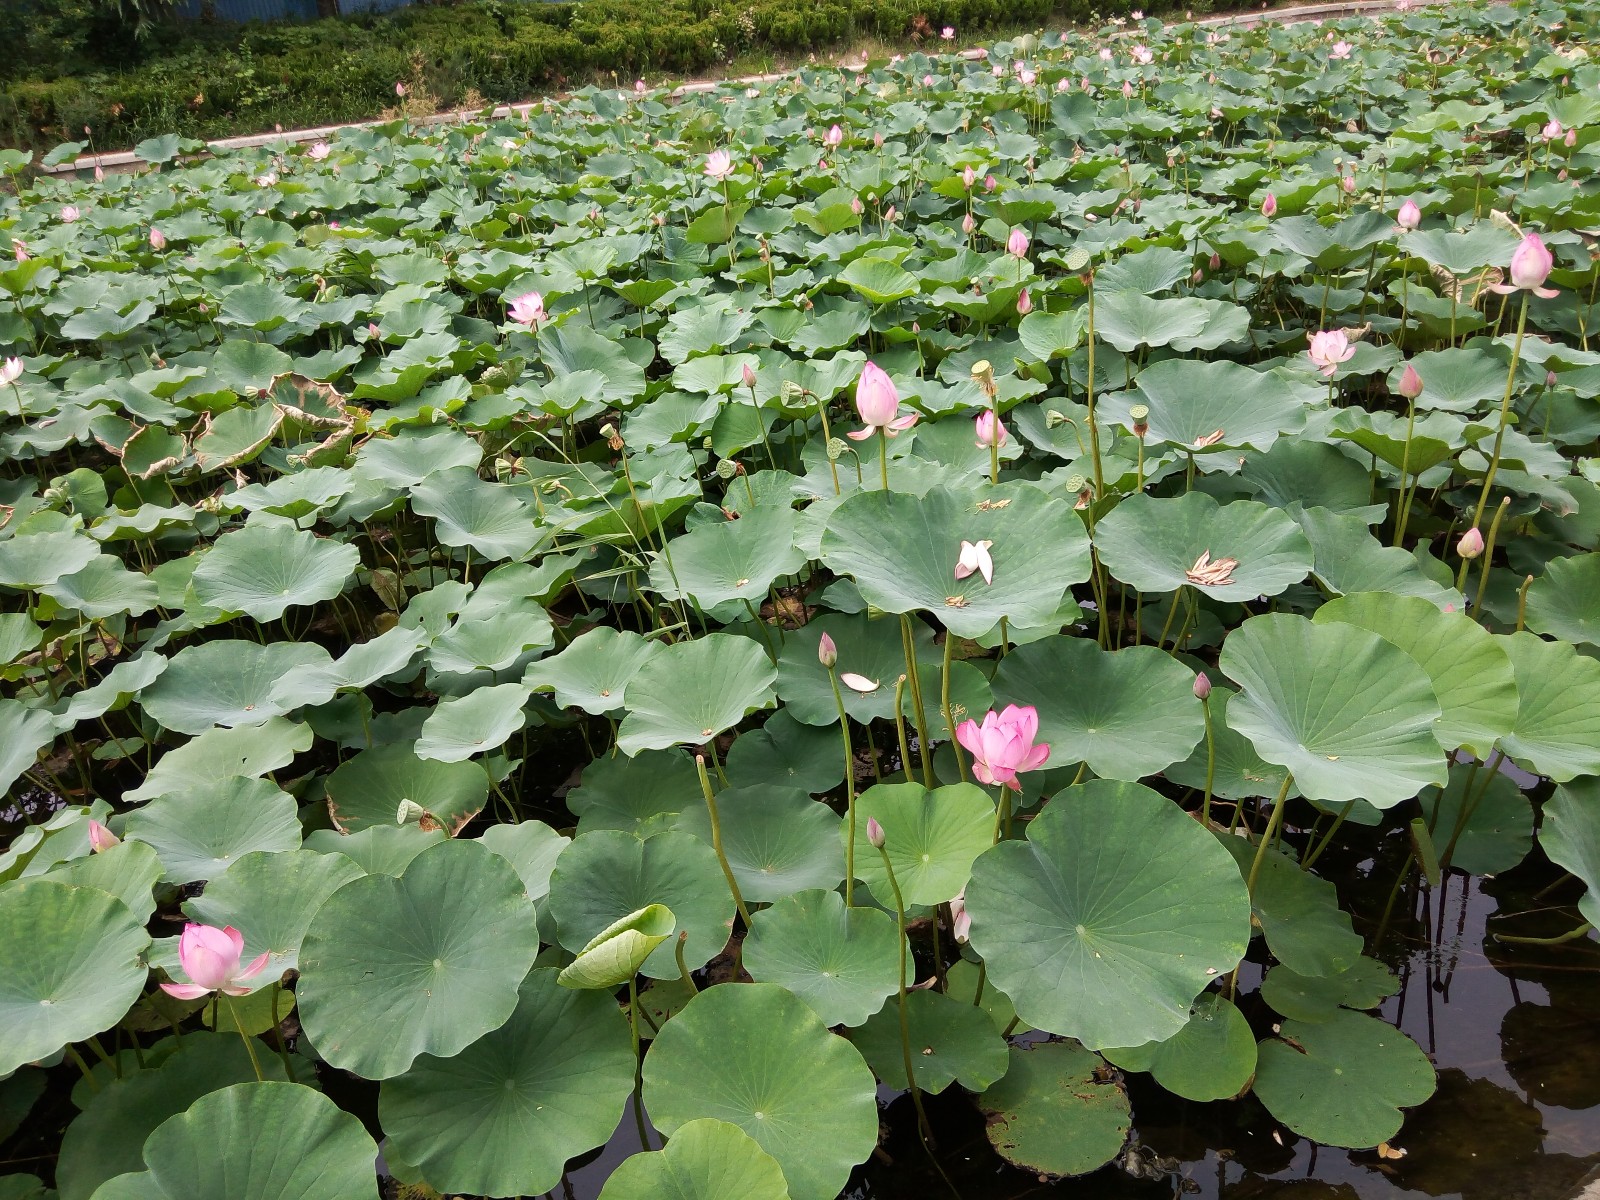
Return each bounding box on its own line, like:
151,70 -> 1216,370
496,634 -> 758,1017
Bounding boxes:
849,989 -> 1008,1094
596,1118 -> 790,1200
616,634 -> 776,755
1499,632 -> 1600,782
1103,994 -> 1256,1102
126,777 -> 302,885
743,889 -> 906,1028
978,1042 -> 1131,1179
846,781 -> 994,908
138,641 -> 333,736
674,784 -> 843,902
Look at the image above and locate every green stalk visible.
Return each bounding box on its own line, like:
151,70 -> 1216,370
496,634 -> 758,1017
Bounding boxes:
939,632 -> 967,783
1470,292 -> 1529,531
892,674 -> 913,780
1083,273 -> 1106,500
878,429 -> 890,491
696,755 -> 753,929
1472,496 -> 1512,617
1200,695 -> 1216,828
875,839 -> 934,1146
223,997 -> 265,1083
269,981 -> 296,1081
1245,775 -> 1295,897
675,931 -> 698,994
899,615 -> 935,786
827,667 -> 860,905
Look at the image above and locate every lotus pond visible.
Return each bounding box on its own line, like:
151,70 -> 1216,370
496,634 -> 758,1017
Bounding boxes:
4,1 -> 1600,1197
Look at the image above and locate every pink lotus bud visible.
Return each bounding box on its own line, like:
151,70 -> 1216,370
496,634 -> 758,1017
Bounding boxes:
366,322 -> 381,340
950,891 -> 971,943
1261,192 -> 1277,218
924,75 -> 935,87
1547,370 -> 1559,388
741,363 -> 757,389
1057,78 -> 1069,93
962,165 -> 976,189
825,124 -> 844,148
975,410 -> 1008,449
854,362 -> 901,428
1457,527 -> 1485,559
1209,252 -> 1221,270
818,632 -> 838,668
395,82 -> 408,97
1006,227 -> 1029,258
874,132 -> 884,149
1341,174 -> 1356,194
866,818 -> 886,849
1122,80 -> 1134,99
1507,233 -> 1556,294
1397,199 -> 1421,230
12,240 -> 28,262
1565,127 -> 1578,148
962,212 -> 976,234
148,228 -> 166,251
1193,672 -> 1211,701
1192,268 -> 1204,284
635,79 -> 646,95
984,174 -> 997,192
1016,288 -> 1032,315
88,820 -> 120,852
1544,118 -> 1563,142
1397,363 -> 1424,399
884,205 -> 897,223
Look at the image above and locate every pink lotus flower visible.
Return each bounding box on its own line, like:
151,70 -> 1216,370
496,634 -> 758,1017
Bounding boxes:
508,291 -> 546,326
635,79 -> 647,95
1260,192 -> 1277,218
309,141 -> 331,161
1397,362 -> 1424,399
818,632 -> 838,668
148,228 -> 166,251
825,124 -> 844,148
395,82 -> 408,97
1341,174 -> 1356,195
847,362 -> 916,440
1328,40 -> 1353,59
1056,78 -> 1070,93
160,924 -> 270,1000
949,890 -> 971,943
962,165 -> 976,189
1016,288 -> 1032,316
704,149 -> 734,180
1131,44 -> 1154,65
1543,118 -> 1563,142
923,74 -> 935,87
956,705 -> 1051,787
0,358 -> 22,387
975,410 -> 1008,448
962,212 -> 976,234
941,25 -> 955,39
984,174 -> 997,192
1396,199 -> 1421,231
88,820 -> 120,852
1307,329 -> 1356,377
12,240 -> 27,262
1193,672 -> 1211,701
60,206 -> 80,224
1099,47 -> 1114,62
1019,67 -> 1037,86
954,539 -> 995,585
1491,233 -> 1559,298
1565,127 -> 1578,148
1006,227 -> 1029,258
851,195 -> 864,216
1122,80 -> 1134,99
866,817 -> 886,848
1457,527 -> 1484,559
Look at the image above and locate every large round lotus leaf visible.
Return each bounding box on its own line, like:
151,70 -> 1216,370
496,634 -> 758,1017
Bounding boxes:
724,709 -> 844,794
978,1042 -> 1132,1179
0,700 -> 64,798
1540,779 -> 1600,927
410,467 -> 541,560
123,717 -> 312,805
1165,688 -> 1297,802
1419,767 -> 1533,876
0,530 -> 99,588
1108,358 -> 1314,452
655,505 -> 807,613
425,607 -> 553,680
965,780 -> 1250,1049
1295,507 -> 1458,606
1314,592 -> 1517,758
297,839 -> 540,1079
41,839 -> 164,924
819,484 -> 1092,639
597,1118 -> 790,1200
674,784 -> 843,902
989,635 -> 1204,781
379,967 -> 634,1198
139,641 -> 333,735
1259,958 -> 1399,1024
357,427 -> 482,488
125,777 -> 302,885
616,633 -> 776,756
0,881 -> 151,1076
324,742 -> 487,833
302,826 -> 445,877
1215,834 -> 1361,977
558,904 -> 677,990
523,626 -> 663,716
1103,994 -> 1256,1102
849,988 -> 1008,1094
642,982 -> 879,1200
846,781 -> 994,908
1254,1011 -> 1435,1149
743,889 -> 907,1028
1221,614 -> 1446,807
191,522 -> 359,622
478,821 -> 569,905
1499,632 -> 1600,782
1093,492 -> 1313,599
415,682 -> 531,762
565,750 -> 703,835
182,850 -> 364,979
135,1082 -> 378,1200
57,1032 -> 294,1200
548,830 -> 734,980
41,556 -> 159,619
1524,553 -> 1600,646
774,612 -> 933,726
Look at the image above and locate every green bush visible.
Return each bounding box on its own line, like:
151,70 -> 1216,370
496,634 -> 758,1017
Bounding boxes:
0,0 -> 1174,152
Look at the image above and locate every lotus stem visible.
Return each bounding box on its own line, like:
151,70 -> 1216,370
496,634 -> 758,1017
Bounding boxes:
878,429 -> 890,491
1440,749 -> 1503,871
627,977 -> 652,1151
991,784 -> 1012,844
62,1044 -> 99,1093
1517,574 -> 1534,632
1200,695 -> 1216,828
939,631 -> 967,783
223,997 -> 266,1083
827,666 -> 860,906
1393,391 -> 1419,547
1472,496 -> 1512,618
875,840 -> 934,1147
1301,801 -> 1353,871
1244,775 -> 1295,898
814,389 -> 841,496
1083,271 -> 1106,501
696,754 -> 752,929
1156,586 -> 1186,651
270,980 -> 296,1081
893,674 -> 913,781
747,381 -> 777,471
675,931 -> 697,993
899,615 -> 935,787
1470,291 -> 1529,531
1494,922 -> 1593,945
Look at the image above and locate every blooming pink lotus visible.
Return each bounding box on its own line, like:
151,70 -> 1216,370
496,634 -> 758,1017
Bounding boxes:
160,924 -> 270,1000
308,141 -> 331,162
88,820 -> 120,852
1131,44 -> 1154,65
1019,67 -> 1037,86
60,206 -> 80,224
1307,329 -> 1356,377
704,149 -> 734,180
975,410 -> 1007,449
954,539 -> 995,585
941,25 -> 955,39
0,358 -> 22,387
1328,40 -> 1353,59
1491,233 -> 1559,298
508,291 -> 546,326
1543,118 -> 1563,142
12,240 -> 28,262
1099,47 -> 1114,62
956,705 -> 1051,787
847,362 -> 916,441
1396,199 -> 1421,231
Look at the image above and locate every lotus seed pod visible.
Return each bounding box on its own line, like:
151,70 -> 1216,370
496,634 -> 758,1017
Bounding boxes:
827,437 -> 847,461
715,458 -> 738,480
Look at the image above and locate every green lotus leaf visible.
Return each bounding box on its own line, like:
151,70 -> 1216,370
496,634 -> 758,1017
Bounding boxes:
125,777 -> 302,886
0,700 -> 65,798
615,633 -> 776,755
0,530 -> 99,588
57,1032 -> 295,1200
1260,958 -> 1400,1024
1093,491 -> 1313,599
1221,614 -> 1446,807
182,849 -> 364,979
297,838 -> 540,1079
565,750 -> 703,835
849,988 -> 1008,1094
989,634 -> 1204,781
597,1118 -> 791,1200
414,682 -> 531,762
549,830 -> 733,980
132,1082 -> 378,1200
839,256 -> 919,303
425,606 -> 553,680
774,612 -> 933,726
1540,779 -> 1600,926
1103,994 -> 1257,1102
1254,1011 -> 1435,1149
190,522 -> 359,622
40,556 -> 159,619
138,641 -> 333,736
1109,359 -> 1315,453
41,839 -> 164,924
673,783 -> 843,902
324,742 -> 488,833
1524,553 -> 1600,647
642,982 -> 879,1200
743,889 -> 907,1028
380,968 -> 634,1198
978,1042 -> 1132,1179
557,904 -> 677,989
1216,836 -> 1362,978
1092,291 -> 1217,352
1315,592 -> 1517,757
1398,347 -> 1507,413
1419,765 -> 1533,876
965,780 -> 1250,1049
653,506 -> 806,614
1164,687 -> 1297,802
819,484 -> 1092,639
846,780 -> 994,908
0,881 -> 151,1077
1295,507 -> 1459,605
479,820 -> 569,905
357,427 -> 482,488
123,717 -> 312,806
410,466 -> 542,561
523,626 -> 663,717
59,653 -> 168,724
724,709 -> 844,794
1499,632 -> 1600,782
301,825 -> 444,877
